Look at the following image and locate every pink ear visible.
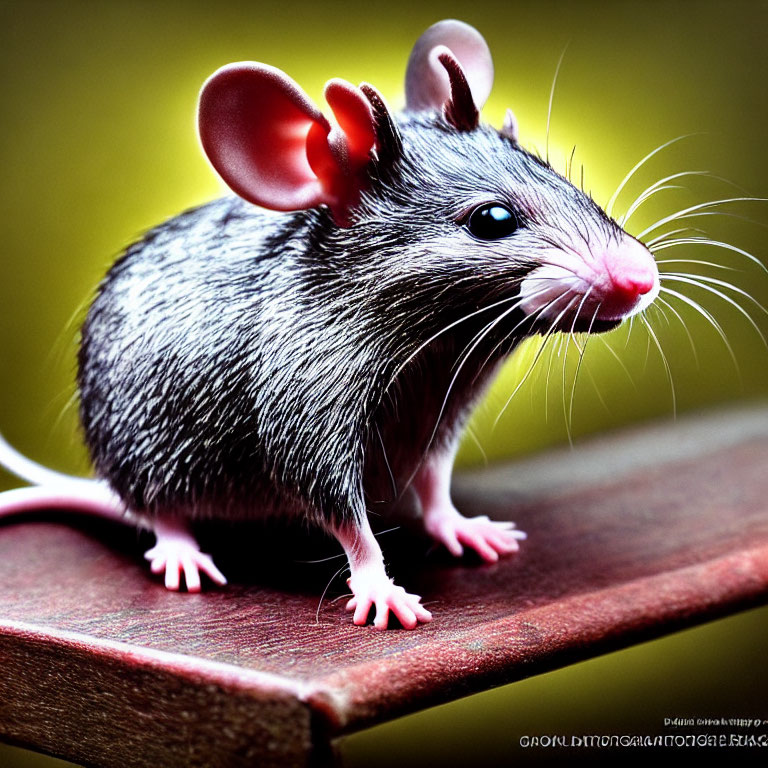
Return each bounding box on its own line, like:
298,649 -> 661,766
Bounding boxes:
198,63 -> 330,211
405,19 -> 494,114
198,63 -> 376,224
324,79 -> 377,169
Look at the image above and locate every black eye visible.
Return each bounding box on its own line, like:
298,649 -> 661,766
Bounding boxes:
466,204 -> 521,240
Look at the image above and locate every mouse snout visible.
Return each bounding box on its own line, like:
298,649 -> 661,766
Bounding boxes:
516,232 -> 659,333
603,237 -> 657,300
594,236 -> 659,322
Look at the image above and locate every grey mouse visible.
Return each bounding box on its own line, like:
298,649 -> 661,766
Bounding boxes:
0,19 -> 658,629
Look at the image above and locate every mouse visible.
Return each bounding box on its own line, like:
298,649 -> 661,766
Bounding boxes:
0,19 -> 658,629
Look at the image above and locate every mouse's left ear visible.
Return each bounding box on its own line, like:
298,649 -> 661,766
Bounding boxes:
198,63 -> 376,226
405,19 -> 493,130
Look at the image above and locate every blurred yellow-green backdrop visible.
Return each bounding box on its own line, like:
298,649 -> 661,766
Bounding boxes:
1,0 -> 766,472
0,0 -> 767,766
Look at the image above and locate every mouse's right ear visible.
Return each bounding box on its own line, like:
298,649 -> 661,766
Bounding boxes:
198,63 -> 376,226
405,19 -> 494,129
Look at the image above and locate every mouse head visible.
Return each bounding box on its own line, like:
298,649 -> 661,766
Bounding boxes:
198,20 -> 658,334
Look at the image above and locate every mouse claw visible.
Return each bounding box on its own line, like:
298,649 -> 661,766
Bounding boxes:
424,506 -> 526,563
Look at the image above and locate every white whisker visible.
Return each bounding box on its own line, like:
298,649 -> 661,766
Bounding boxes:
544,332 -> 559,420
606,134 -> 697,217
661,274 -> 768,350
546,44 -> 569,165
662,272 -> 768,315
568,301 -> 599,442
619,170 -> 711,227
625,314 -> 635,348
494,296 -> 579,429
562,294 -> 591,446
655,294 -> 699,366
655,258 -> 737,272
658,286 -> 741,380
651,237 -> 767,273
652,300 -> 672,327
403,288 -> 555,496
673,209 -> 768,231
561,329 -> 570,444
582,357 -> 611,415
642,321 -> 652,371
637,197 -> 767,240
470,285 -> 567,382
620,170 -> 752,229
385,294 -> 522,389
640,314 -> 677,416
464,425 -> 487,465
567,145 -> 577,181
376,424 -> 397,501
619,184 -> 685,228
315,561 -> 351,625
644,227 -> 705,248
598,335 -> 640,389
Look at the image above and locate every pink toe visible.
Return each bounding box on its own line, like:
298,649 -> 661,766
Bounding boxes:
165,575 -> 180,591
354,602 -> 372,625
395,608 -> 417,630
373,607 -> 391,630
196,555 -> 227,586
490,533 -> 520,552
474,542 -> 499,562
447,539 -> 464,557
182,560 -> 201,592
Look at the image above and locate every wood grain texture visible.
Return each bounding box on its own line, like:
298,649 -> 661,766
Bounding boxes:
1,405 -> 767,767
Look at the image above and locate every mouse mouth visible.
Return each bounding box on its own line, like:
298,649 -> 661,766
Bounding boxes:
572,316 -> 622,334
517,236 -> 659,335
521,287 -> 628,335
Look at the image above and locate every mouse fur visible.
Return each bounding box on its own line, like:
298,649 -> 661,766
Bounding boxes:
78,112 -> 620,527
0,20 -> 660,627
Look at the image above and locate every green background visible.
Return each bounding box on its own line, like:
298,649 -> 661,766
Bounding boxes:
1,0 -> 767,472
1,0 -> 767,765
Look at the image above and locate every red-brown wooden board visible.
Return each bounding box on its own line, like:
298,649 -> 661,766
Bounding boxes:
1,405 -> 767,767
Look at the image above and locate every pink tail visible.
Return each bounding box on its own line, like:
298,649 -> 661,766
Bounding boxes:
0,432 -> 132,524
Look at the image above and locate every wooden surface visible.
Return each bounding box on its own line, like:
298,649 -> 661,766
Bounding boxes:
1,405 -> 767,767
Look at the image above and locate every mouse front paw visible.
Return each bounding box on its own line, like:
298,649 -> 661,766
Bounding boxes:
424,506 -> 527,563
346,571 -> 432,630
144,539 -> 227,593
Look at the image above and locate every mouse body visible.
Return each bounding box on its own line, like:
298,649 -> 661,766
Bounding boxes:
0,20 -> 658,628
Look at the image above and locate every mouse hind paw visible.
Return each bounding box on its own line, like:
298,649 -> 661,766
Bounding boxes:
144,517 -> 227,592
144,543 -> 227,592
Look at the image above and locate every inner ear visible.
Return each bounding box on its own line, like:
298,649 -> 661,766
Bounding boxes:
405,19 -> 494,116
324,79 -> 376,168
198,63 -> 377,226
360,83 -> 402,168
435,48 -> 479,131
198,62 -> 331,213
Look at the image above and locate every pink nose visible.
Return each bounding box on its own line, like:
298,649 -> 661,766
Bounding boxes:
611,270 -> 655,296
604,239 -> 657,298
